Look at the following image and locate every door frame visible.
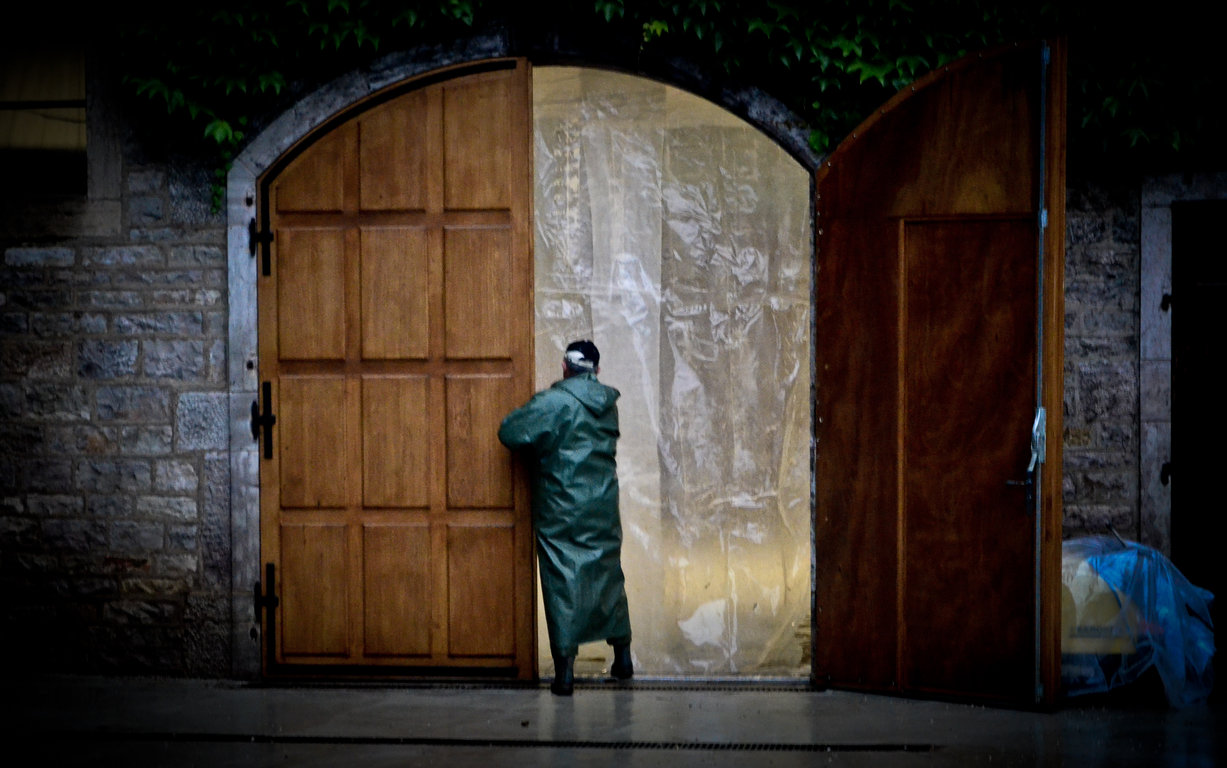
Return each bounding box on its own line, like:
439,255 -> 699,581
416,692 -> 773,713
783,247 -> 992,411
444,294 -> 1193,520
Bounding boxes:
225,44 -> 1062,697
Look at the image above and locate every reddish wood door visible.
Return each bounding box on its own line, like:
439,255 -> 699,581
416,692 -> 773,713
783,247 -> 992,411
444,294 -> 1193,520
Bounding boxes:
814,41 -> 1066,704
257,61 -> 535,678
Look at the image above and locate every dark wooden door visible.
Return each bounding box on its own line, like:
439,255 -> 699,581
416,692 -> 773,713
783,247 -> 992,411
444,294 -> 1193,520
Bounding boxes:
814,41 -> 1066,704
257,61 -> 535,678
1171,200 -> 1227,638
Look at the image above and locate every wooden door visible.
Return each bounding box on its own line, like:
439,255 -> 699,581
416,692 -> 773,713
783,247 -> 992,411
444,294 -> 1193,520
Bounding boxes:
814,41 -> 1066,704
1171,200 -> 1227,637
256,60 -> 535,678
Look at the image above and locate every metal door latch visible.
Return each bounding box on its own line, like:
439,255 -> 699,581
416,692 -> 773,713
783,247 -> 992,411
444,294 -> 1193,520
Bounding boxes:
1007,408 -> 1046,512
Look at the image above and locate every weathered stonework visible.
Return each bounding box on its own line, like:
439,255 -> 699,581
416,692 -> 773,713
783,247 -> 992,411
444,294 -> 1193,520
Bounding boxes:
1,21 -> 1200,681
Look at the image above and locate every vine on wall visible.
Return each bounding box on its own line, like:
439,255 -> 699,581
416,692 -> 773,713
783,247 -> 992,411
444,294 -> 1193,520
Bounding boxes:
113,0 -> 1224,208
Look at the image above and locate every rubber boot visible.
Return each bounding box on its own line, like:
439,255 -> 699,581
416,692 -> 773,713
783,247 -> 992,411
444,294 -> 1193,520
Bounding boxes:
610,643 -> 633,680
551,655 -> 575,696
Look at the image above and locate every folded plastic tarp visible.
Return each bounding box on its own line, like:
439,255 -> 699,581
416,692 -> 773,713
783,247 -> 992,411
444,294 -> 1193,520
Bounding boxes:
1061,535 -> 1215,707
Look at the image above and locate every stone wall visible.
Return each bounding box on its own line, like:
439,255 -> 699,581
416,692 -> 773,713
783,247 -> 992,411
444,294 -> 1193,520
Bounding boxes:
1,41 -> 1153,679
1,106 -> 233,674
1061,179 -> 1142,540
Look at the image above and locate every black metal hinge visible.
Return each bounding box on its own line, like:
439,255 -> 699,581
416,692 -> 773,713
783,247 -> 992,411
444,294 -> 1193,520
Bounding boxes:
253,563 -> 279,623
250,381 -> 276,459
249,218 -> 274,275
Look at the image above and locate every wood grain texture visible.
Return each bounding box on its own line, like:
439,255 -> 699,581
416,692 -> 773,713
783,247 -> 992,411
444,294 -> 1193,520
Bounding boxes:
260,61 -> 534,677
814,41 -> 1064,704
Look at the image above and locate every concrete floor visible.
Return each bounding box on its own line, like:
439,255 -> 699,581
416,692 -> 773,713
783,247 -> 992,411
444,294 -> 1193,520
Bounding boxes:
5,675 -> 1223,767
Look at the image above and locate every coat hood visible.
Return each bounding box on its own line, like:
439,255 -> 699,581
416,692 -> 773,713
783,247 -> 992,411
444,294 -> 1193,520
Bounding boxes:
555,373 -> 619,416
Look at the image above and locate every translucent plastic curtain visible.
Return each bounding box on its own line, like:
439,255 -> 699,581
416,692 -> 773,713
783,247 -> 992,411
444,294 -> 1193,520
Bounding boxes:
533,68 -> 812,677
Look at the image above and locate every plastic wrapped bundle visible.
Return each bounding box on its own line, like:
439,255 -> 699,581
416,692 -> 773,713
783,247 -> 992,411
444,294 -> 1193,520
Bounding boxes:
1061,535 -> 1215,706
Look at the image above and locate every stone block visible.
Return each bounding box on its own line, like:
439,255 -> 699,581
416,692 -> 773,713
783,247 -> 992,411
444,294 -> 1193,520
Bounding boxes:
168,524 -> 198,551
143,339 -> 206,380
27,494 -> 85,517
136,496 -> 197,522
22,459 -> 74,493
83,245 -> 164,267
114,312 -> 204,336
111,520 -> 166,552
176,392 -> 228,451
77,459 -> 152,494
129,196 -> 164,227
42,518 -> 107,550
1077,361 -> 1138,423
169,245 -> 225,267
120,426 -> 174,455
77,339 -> 138,379
0,516 -> 39,548
81,290 -> 143,309
4,247 -> 75,268
103,599 -> 179,625
87,495 -> 135,517
155,552 -> 200,575
1,313 -> 29,334
154,459 -> 199,494
127,169 -> 164,195
2,341 -> 72,379
96,386 -> 171,422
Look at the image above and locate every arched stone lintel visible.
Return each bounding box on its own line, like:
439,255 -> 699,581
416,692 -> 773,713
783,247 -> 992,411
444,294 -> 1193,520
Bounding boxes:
225,33 -> 815,679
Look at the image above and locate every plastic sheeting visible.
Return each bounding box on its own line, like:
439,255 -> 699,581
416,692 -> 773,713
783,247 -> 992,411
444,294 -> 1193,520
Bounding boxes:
1061,535 -> 1216,707
532,67 -> 813,677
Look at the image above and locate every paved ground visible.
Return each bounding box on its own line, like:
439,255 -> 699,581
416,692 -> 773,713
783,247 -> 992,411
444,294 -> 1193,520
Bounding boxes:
5,675 -> 1223,767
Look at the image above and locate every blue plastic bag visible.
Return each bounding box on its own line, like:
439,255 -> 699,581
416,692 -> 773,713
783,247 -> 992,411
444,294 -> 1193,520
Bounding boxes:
1061,535 -> 1215,707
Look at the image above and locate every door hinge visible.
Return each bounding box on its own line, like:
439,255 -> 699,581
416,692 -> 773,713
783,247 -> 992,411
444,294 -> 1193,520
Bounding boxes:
1039,208 -> 1048,230
248,218 -> 274,275
253,562 -> 279,623
250,381 -> 276,460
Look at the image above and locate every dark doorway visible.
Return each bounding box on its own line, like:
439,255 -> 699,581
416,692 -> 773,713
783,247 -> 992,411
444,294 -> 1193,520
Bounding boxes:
1170,200 -> 1227,644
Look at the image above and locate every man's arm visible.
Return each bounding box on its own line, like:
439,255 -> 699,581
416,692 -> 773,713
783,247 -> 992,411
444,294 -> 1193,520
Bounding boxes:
498,390 -> 559,452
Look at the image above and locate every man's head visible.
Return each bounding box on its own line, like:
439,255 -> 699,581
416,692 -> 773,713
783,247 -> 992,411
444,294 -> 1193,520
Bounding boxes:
563,339 -> 600,377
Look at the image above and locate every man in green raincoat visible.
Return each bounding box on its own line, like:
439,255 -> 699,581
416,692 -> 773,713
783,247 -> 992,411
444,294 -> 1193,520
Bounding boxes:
498,340 -> 633,696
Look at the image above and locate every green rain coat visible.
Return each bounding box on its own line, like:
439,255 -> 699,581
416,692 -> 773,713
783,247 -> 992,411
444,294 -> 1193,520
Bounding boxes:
498,372 -> 632,658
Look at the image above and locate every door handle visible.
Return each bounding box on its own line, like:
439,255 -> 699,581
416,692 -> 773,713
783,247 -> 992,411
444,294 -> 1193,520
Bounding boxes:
1006,408 -> 1045,514
1006,453 -> 1037,512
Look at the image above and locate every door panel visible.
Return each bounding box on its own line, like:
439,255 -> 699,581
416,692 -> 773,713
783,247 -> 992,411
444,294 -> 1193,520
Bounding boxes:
447,523 -> 517,657
901,219 -> 1036,697
363,524 -> 432,656
443,227 -> 513,358
279,376 -> 348,509
444,78 -> 513,209
815,41 -> 1065,704
277,228 -> 347,361
280,523 -> 349,657
360,227 -> 431,360
445,374 -> 516,508
813,218 -> 900,689
361,375 -> 430,508
358,90 -> 431,212
258,60 -> 534,678
274,126 -> 351,213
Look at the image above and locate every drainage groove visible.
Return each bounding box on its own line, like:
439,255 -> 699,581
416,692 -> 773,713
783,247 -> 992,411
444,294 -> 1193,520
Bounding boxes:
54,731 -> 936,753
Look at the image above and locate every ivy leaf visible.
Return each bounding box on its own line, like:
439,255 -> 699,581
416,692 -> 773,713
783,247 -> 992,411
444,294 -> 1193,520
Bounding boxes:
847,59 -> 893,85
643,20 -> 669,39
203,119 -> 236,145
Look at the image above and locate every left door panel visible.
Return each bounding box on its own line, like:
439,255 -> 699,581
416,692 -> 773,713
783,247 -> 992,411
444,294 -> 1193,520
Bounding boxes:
257,61 -> 535,678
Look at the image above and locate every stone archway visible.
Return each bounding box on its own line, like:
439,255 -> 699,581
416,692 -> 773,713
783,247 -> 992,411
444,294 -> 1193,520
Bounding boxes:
225,40 -> 816,678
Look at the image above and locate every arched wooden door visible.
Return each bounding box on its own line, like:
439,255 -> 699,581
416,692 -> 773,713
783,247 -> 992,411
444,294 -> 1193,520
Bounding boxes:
814,41 -> 1066,704
255,60 -> 535,678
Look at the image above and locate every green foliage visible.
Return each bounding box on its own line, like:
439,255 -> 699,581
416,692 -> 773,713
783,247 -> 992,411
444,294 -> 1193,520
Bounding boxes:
116,1 -> 483,209
115,0 -> 1224,211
